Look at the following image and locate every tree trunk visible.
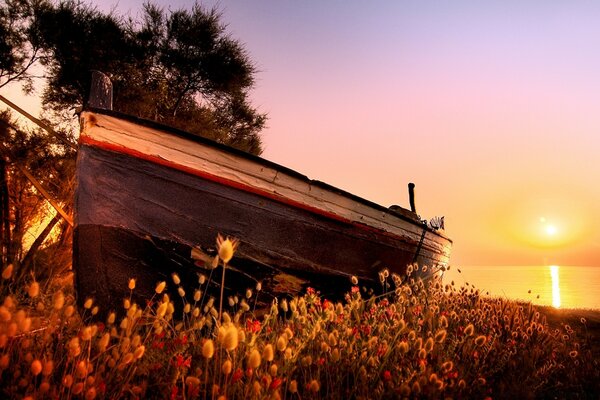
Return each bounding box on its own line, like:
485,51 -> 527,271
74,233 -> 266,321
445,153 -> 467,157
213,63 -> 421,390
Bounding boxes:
0,160 -> 10,266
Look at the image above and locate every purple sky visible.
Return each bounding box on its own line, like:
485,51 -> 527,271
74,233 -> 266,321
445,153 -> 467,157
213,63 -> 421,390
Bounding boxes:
6,1 -> 600,266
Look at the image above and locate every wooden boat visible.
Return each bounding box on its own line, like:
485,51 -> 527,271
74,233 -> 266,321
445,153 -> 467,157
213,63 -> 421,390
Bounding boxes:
74,106 -> 451,313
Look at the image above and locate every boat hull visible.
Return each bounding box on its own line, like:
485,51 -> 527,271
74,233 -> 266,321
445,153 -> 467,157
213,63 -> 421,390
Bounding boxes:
74,111 -> 451,313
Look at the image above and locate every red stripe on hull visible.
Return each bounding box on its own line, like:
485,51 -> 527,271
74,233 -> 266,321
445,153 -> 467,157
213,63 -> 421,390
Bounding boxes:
79,136 -> 428,245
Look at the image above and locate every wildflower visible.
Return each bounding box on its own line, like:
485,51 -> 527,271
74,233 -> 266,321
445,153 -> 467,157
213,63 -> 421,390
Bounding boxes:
289,380 -> 298,393
464,324 -> 475,336
62,374 -> 74,388
1,264 -> 13,279
68,337 -> 80,357
217,234 -> 239,263
171,273 -> 181,285
178,287 -> 185,297
84,298 -> 94,309
277,335 -> 288,351
193,290 -> 201,302
284,327 -> 294,339
439,315 -> 448,328
155,281 -> 166,294
85,388 -> 97,400
263,344 -> 274,362
351,275 -> 358,285
107,312 -> 116,324
569,350 -> 578,358
53,291 -> 65,310
256,281 -> 262,291
222,360 -> 232,375
425,337 -> 434,352
202,339 -> 215,358
128,278 -> 136,290
81,326 -> 93,341
443,361 -> 454,371
156,302 -> 168,318
76,361 -> 88,378
246,289 -> 252,299
134,345 -> 145,359
252,380 -> 262,396
475,335 -> 487,346
28,281 -> 40,298
435,329 -> 447,343
72,382 -> 84,395
42,360 -> 53,376
223,325 -> 239,351
398,341 -> 409,354
309,379 -> 320,393
0,306 -> 9,322
331,348 -> 340,362
383,370 -> 392,381
248,349 -> 261,369
269,363 -> 278,377
31,359 -> 43,376
98,333 -> 110,351
0,354 -> 8,369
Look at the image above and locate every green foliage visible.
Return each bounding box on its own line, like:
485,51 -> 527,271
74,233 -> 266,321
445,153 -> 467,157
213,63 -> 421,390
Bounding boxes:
30,0 -> 266,154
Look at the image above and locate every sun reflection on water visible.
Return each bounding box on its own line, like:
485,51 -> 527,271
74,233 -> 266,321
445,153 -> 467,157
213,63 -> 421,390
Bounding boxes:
550,265 -> 561,308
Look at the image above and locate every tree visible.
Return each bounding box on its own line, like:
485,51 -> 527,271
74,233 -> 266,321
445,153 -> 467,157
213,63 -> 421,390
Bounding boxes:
0,110 -> 75,285
0,0 -> 40,91
30,1 -> 266,154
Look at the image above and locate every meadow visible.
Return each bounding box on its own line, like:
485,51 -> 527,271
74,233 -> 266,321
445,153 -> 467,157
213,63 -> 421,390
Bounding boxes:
0,237 -> 598,399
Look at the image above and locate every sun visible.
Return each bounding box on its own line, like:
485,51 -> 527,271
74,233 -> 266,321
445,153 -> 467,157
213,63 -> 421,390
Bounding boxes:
545,224 -> 558,236
540,217 -> 558,236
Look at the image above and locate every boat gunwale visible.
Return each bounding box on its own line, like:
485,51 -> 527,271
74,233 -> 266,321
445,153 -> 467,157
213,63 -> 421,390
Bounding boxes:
81,107 -> 452,243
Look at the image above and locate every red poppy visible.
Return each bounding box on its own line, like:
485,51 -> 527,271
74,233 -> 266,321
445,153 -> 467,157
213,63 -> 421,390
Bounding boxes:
246,319 -> 261,334
270,377 -> 284,390
232,368 -> 244,383
173,354 -> 192,368
383,370 -> 392,381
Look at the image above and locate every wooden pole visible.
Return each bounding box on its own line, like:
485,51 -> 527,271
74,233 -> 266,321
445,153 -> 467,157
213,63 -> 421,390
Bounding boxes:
0,94 -> 76,150
88,70 -> 113,110
14,164 -> 73,227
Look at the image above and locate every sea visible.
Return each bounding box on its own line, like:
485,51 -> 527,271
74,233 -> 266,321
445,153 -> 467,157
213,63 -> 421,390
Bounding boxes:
441,265 -> 600,310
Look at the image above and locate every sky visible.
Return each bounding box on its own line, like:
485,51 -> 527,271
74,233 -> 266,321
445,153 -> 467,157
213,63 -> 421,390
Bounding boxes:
4,1 -> 600,267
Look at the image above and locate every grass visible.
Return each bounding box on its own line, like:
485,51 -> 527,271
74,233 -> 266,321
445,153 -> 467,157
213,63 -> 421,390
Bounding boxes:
0,241 -> 599,399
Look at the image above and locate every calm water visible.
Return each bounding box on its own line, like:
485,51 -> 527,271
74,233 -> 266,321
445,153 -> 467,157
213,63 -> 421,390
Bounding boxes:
442,265 -> 600,310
